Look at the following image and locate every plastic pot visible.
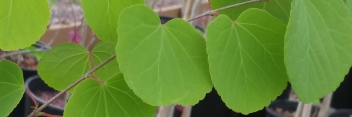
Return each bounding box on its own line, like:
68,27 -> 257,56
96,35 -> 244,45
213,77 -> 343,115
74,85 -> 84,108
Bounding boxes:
24,75 -> 64,116
328,109 -> 352,117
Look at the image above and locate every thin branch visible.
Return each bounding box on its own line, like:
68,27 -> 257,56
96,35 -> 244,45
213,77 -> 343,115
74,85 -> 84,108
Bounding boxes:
25,87 -> 38,110
27,55 -> 117,117
189,0 -> 202,26
86,36 -> 96,50
187,0 -> 265,22
80,19 -> 88,46
0,49 -> 48,58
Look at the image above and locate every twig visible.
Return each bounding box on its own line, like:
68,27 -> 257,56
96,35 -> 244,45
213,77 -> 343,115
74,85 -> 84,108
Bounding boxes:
189,0 -> 202,26
317,93 -> 333,117
0,49 -> 48,58
80,19 -> 88,46
25,87 -> 39,110
187,0 -> 265,22
86,36 -> 96,50
27,55 -> 117,117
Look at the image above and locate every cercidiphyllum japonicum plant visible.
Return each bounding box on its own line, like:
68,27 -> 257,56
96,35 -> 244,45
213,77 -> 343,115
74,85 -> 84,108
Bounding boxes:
0,0 -> 352,116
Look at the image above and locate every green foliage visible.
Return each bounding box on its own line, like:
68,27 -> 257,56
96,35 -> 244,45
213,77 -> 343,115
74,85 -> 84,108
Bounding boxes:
209,0 -> 292,24
81,0 -> 144,42
0,60 -> 25,117
116,5 -> 212,106
38,42 -> 119,92
284,0 -> 352,103
64,74 -> 156,117
0,0 -> 50,51
92,42 -> 120,82
22,45 -> 46,60
347,0 -> 352,18
2,0 -> 352,116
206,9 -> 288,114
37,43 -> 91,92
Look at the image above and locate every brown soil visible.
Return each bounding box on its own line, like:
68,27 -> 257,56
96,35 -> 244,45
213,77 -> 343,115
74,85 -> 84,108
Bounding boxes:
36,91 -> 67,108
0,52 -> 38,69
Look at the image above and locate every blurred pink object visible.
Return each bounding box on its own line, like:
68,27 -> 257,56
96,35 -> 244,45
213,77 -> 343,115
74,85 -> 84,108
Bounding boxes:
68,29 -> 81,43
176,105 -> 184,111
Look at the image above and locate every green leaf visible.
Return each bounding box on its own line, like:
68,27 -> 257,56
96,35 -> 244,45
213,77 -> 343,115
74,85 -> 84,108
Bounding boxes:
64,74 -> 156,117
206,9 -> 288,114
22,45 -> 46,60
0,60 -> 25,117
0,0 -> 50,51
38,43 -> 91,92
285,0 -> 352,102
116,5 -> 212,106
38,42 -> 120,92
347,0 -> 352,18
92,41 -> 119,82
81,0 -> 143,42
209,0 -> 292,24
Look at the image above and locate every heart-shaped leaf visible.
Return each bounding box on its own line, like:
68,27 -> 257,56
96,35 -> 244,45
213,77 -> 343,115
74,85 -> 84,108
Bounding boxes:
81,0 -> 144,42
0,0 -> 50,50
116,4 -> 212,106
285,0 -> 352,102
209,0 -> 292,24
38,43 -> 91,92
206,8 -> 288,114
0,60 -> 25,117
64,74 -> 156,117
38,42 -> 119,92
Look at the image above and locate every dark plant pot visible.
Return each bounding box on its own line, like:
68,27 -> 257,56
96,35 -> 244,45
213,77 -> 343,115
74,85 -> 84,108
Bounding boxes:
24,75 -> 64,117
265,99 -> 322,117
328,109 -> 352,117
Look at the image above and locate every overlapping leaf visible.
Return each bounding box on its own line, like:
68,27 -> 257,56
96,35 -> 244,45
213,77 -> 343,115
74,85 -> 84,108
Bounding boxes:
92,41 -> 119,82
0,0 -> 50,50
0,60 -> 25,117
81,0 -> 144,42
64,74 -> 156,117
206,8 -> 288,114
209,0 -> 292,24
38,42 -> 118,92
285,0 -> 352,102
116,5 -> 212,106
